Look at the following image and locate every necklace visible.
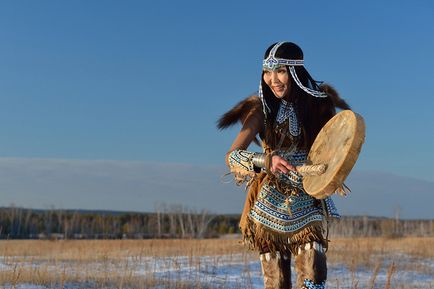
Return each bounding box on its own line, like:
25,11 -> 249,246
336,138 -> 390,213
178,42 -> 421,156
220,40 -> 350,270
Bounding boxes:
276,100 -> 301,136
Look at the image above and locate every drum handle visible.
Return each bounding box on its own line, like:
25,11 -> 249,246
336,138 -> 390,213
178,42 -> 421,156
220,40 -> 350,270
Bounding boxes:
296,164 -> 327,176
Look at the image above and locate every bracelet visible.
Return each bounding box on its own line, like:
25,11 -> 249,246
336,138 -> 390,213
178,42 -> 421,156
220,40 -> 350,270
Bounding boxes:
252,153 -> 266,168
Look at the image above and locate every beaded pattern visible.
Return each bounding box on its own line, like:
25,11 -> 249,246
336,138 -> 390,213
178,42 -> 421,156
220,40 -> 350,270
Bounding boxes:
303,279 -> 326,289
228,141 -> 340,234
289,66 -> 327,98
228,149 -> 255,172
278,150 -> 308,166
276,100 -> 301,137
274,150 -> 306,189
250,183 -> 339,233
262,42 -> 304,71
259,41 -> 328,119
246,147 -> 339,233
277,171 -> 304,189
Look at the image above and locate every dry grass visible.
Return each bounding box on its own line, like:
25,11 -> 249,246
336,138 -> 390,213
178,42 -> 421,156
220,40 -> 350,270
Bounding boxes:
327,237 -> 434,289
328,237 -> 434,278
0,239 -> 248,289
0,239 -> 242,260
329,237 -> 434,260
0,237 -> 433,288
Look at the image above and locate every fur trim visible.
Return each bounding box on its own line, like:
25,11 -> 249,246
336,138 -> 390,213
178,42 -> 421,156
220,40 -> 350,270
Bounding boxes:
260,252 -> 292,288
319,83 -> 351,110
217,95 -> 262,129
295,247 -> 327,287
217,95 -> 263,145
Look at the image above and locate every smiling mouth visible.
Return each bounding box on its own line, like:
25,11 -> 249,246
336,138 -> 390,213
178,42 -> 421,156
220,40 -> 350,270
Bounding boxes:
273,86 -> 284,92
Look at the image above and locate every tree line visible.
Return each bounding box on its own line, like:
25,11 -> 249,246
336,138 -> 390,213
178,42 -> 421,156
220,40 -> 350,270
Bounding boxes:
329,215 -> 433,238
0,205 -> 237,239
0,206 -> 432,239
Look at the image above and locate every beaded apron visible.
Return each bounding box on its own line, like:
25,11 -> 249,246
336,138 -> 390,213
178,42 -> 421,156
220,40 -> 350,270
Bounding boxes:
249,152 -> 339,234
249,100 -> 339,235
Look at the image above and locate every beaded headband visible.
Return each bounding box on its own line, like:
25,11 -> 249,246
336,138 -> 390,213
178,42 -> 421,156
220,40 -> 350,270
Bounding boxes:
263,42 -> 304,70
259,42 -> 327,114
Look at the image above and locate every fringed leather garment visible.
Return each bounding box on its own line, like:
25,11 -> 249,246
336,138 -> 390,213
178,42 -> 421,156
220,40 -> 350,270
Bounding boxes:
219,94 -> 340,256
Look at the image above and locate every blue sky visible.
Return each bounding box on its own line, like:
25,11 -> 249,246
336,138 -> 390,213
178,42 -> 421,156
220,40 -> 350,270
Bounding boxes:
0,1 -> 433,216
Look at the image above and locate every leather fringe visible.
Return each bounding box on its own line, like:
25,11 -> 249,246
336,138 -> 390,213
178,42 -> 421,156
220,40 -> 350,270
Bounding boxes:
238,173 -> 326,255
241,215 -> 326,255
229,167 -> 257,186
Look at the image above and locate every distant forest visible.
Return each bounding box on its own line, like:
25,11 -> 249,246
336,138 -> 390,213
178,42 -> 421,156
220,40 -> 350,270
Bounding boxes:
0,206 -> 432,239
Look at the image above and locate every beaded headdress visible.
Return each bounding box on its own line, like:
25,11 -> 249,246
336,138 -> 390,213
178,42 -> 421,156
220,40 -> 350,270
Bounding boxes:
259,42 -> 327,114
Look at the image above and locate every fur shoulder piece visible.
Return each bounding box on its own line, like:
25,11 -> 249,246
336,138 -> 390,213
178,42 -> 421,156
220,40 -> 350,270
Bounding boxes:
319,83 -> 351,110
217,95 -> 262,130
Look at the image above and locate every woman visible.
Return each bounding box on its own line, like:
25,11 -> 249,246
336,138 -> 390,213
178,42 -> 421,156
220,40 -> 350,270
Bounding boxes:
218,42 -> 350,289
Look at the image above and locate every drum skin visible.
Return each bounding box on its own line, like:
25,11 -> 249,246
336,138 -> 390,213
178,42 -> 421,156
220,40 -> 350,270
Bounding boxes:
303,110 -> 366,199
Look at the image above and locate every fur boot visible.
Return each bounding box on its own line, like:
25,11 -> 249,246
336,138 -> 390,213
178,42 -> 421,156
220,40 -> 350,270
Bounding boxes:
260,252 -> 292,289
294,242 -> 327,289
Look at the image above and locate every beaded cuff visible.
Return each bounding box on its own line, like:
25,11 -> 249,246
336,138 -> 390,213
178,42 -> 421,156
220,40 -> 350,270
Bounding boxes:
227,150 -> 258,185
303,279 -> 326,289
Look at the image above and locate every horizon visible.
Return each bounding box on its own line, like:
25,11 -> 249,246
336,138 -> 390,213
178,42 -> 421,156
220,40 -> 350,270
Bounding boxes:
1,205 -> 432,221
1,157 -> 433,220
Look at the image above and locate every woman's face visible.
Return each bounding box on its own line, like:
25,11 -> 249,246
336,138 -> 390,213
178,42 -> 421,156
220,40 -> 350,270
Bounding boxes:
263,66 -> 291,98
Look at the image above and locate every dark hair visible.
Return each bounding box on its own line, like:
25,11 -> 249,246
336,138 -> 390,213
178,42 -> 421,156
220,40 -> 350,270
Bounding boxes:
261,42 -> 344,150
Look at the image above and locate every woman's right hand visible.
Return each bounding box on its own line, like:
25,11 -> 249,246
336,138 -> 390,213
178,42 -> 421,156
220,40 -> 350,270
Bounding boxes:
270,155 -> 296,174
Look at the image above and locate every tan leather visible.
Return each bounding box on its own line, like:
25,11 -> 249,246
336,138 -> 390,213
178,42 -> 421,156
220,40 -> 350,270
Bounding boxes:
225,105 -> 263,165
260,252 -> 292,289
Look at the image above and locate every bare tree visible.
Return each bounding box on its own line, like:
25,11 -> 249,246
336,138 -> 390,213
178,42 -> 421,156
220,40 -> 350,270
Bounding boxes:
176,205 -> 186,238
196,209 -> 214,238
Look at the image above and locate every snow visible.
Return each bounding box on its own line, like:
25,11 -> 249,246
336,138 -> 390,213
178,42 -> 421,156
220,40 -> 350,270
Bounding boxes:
1,253 -> 433,288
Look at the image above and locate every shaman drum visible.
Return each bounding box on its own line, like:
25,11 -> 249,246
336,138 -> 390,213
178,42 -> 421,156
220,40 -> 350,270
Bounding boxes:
301,110 -> 366,199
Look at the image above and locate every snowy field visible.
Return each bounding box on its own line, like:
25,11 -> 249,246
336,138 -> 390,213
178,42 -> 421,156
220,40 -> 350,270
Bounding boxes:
0,238 -> 433,288
1,253 -> 433,288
